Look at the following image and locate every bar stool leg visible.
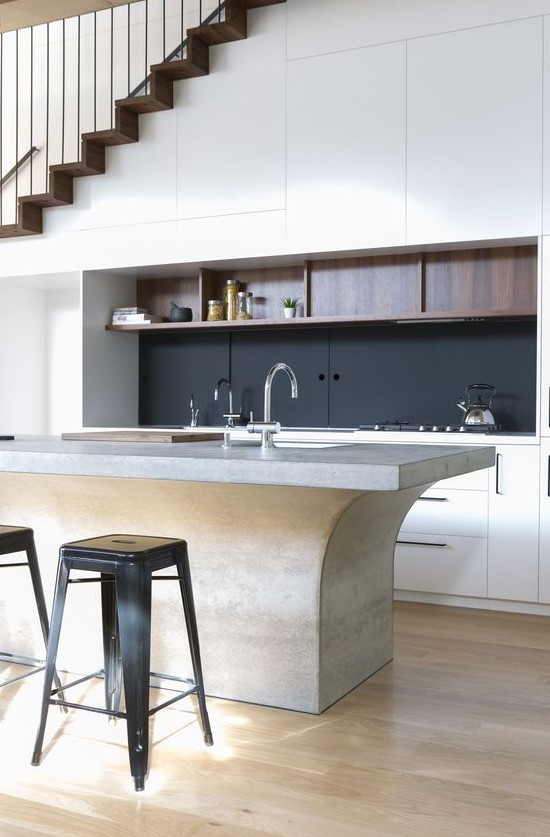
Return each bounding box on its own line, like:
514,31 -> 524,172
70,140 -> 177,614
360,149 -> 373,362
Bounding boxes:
176,546 -> 213,746
25,534 -> 51,650
32,558 -> 71,766
100,573 -> 122,717
116,563 -> 152,792
25,533 -> 65,695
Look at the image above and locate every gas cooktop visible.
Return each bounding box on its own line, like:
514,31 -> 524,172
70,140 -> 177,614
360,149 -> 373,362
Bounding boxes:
359,421 -> 502,434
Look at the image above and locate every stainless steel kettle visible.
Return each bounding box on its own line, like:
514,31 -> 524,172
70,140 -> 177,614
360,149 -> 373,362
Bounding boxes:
456,383 -> 496,426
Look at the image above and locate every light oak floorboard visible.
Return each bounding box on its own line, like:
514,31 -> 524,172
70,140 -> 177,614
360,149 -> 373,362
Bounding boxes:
0,601 -> 548,836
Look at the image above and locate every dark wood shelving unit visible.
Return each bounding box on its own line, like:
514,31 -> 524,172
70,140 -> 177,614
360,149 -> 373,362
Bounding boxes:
105,242 -> 537,333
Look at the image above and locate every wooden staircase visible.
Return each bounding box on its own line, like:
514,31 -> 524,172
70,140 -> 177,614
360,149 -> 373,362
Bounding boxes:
0,0 -> 286,240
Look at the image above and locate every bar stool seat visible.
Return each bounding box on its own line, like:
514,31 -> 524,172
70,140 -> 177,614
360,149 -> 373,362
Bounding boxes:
31,534 -> 213,791
0,525 -> 51,686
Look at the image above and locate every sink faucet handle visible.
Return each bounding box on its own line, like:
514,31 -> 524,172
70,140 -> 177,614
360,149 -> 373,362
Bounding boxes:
247,420 -> 281,449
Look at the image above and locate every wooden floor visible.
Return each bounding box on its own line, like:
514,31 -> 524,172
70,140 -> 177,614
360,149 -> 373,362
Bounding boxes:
0,601 -> 548,836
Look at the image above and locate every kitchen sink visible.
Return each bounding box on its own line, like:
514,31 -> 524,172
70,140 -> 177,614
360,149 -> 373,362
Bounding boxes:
274,441 -> 349,448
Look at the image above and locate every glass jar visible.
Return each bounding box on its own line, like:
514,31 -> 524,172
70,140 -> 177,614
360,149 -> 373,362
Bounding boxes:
224,279 -> 240,320
236,291 -> 253,320
206,299 -> 224,321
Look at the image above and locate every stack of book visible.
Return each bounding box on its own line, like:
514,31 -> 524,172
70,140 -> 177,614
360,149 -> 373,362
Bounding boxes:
111,306 -> 163,324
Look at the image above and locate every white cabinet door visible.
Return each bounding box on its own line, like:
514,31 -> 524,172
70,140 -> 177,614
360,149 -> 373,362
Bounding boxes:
539,236 -> 550,437
488,445 -> 540,601
538,441 -> 550,602
286,40 -> 406,253
407,17 -> 543,244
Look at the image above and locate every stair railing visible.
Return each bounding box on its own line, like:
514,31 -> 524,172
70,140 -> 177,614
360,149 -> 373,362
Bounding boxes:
0,0 -> 225,227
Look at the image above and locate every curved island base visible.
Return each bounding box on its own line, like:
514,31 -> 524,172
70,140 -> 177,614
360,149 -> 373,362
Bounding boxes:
0,438 -> 494,713
0,473 -> 437,713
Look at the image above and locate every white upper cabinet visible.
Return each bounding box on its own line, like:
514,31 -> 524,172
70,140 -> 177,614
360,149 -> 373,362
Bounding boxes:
407,17 -> 543,245
542,16 -> 550,234
286,41 -> 406,253
288,0 -> 550,61
176,4 -> 287,223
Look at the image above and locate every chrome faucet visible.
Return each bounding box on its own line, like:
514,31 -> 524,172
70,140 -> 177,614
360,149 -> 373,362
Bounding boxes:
248,362 -> 299,448
214,377 -> 234,425
264,363 -> 298,422
189,394 -> 199,428
214,377 -> 241,447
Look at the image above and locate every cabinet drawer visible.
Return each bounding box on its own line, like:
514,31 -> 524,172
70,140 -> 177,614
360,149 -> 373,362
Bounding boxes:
433,468 -> 489,491
399,489 -> 488,538
394,535 -> 488,597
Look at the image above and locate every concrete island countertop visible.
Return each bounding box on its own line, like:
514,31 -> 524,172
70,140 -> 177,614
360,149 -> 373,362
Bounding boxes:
0,434 -> 495,713
0,435 -> 495,491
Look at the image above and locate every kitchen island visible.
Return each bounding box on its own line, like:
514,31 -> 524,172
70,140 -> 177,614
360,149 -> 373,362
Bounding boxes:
0,435 -> 494,713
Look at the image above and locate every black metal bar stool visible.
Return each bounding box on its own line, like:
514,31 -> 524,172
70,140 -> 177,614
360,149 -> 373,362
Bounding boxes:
31,534 -> 213,791
0,525 -> 52,686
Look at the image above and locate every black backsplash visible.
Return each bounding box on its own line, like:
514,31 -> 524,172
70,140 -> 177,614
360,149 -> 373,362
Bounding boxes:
139,320 -> 537,432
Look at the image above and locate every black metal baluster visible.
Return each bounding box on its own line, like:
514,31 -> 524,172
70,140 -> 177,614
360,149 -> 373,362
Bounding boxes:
110,7 -> 114,129
94,12 -> 97,130
62,19 -> 65,163
45,23 -> 49,194
77,16 -> 81,161
29,26 -> 33,193
180,0 -> 184,58
145,0 -> 148,94
0,32 -> 3,225
127,2 -> 131,95
15,29 -> 18,214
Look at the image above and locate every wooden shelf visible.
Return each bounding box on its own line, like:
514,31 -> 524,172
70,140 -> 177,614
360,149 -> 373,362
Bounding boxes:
106,307 -> 536,334
105,242 -> 537,333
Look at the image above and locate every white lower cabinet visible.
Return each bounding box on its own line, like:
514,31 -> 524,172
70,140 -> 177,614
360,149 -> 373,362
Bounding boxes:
395,470 -> 489,597
395,443 -> 540,603
487,445 -> 539,602
538,442 -> 550,603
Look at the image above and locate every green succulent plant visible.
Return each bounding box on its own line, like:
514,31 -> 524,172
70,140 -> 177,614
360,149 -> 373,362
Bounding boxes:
280,296 -> 299,308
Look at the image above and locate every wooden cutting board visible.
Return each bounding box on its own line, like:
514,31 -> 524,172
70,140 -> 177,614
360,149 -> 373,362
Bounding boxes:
61,430 -> 224,443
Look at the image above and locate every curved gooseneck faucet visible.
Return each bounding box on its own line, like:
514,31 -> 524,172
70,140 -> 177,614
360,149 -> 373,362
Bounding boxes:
264,362 -> 298,422
214,377 -> 233,420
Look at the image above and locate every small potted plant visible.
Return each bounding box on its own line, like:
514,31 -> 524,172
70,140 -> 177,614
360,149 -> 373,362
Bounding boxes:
280,296 -> 299,319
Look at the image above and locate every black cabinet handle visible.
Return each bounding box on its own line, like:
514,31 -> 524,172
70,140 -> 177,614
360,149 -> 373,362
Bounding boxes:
418,496 -> 449,502
396,540 -> 448,548
495,453 -> 503,495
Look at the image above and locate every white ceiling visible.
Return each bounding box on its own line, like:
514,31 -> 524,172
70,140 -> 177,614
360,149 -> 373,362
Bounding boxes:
0,1 -> 143,33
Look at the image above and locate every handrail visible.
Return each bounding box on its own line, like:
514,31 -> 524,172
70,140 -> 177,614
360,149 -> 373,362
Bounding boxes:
129,1 -> 227,97
0,145 -> 38,188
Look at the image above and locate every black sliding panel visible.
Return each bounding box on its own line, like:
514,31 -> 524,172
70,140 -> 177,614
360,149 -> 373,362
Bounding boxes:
231,329 -> 330,427
329,325 -> 435,427
433,320 -> 536,431
139,331 -> 230,427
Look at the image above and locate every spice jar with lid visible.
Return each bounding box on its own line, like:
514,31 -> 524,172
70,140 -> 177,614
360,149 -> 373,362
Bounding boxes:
206,299 -> 224,321
237,291 -> 253,320
224,279 -> 240,320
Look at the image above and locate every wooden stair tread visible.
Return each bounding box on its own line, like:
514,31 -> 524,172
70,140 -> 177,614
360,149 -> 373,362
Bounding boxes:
188,21 -> 247,46
82,128 -> 138,147
18,193 -> 70,208
151,58 -> 209,81
115,94 -> 173,114
0,224 -> 38,238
